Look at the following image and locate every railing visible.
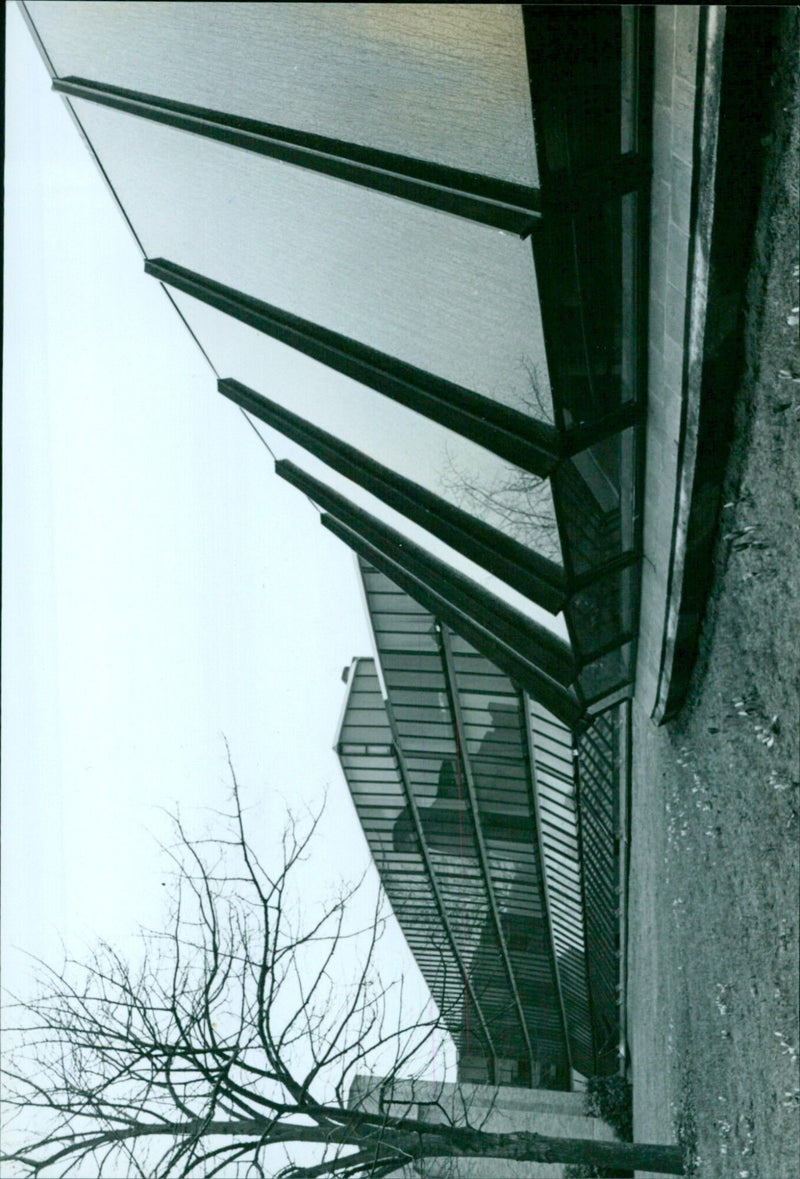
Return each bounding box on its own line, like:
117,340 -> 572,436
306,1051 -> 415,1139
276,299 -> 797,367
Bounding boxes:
574,707 -> 624,1074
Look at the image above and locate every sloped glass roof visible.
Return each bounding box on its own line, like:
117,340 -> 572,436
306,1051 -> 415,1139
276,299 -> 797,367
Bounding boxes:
25,4 -> 651,708
336,558 -> 604,1083
29,2 -> 539,185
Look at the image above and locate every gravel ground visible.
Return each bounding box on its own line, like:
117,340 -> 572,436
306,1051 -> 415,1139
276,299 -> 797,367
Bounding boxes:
628,13 -> 799,1179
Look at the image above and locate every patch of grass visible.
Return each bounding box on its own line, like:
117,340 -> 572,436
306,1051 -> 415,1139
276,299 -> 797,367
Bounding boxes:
563,1076 -> 635,1179
675,1065 -> 699,1178
585,1074 -> 633,1142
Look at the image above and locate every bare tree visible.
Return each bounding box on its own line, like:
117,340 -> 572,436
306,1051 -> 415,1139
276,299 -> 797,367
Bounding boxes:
1,755 -> 683,1178
438,361 -> 561,564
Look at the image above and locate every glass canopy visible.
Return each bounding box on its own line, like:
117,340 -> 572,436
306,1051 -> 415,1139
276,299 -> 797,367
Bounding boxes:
28,0 -> 651,718
337,558 -> 624,1085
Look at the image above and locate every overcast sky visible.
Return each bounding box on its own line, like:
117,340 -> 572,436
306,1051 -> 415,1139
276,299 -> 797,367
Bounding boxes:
2,4 -> 454,1050
2,6 -> 574,1111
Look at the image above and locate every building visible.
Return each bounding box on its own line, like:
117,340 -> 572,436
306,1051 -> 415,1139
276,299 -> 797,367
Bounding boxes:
336,557 -> 624,1089
20,0 -> 765,1145
21,2 -> 660,730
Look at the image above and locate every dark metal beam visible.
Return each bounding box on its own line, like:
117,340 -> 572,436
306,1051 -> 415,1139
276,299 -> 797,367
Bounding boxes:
322,508 -> 583,729
53,75 -> 542,236
275,462 -> 582,726
436,626 -> 538,1083
220,376 -> 568,614
542,152 -> 651,213
145,258 -> 563,478
561,401 -> 642,456
276,460 -> 575,683
569,549 -> 637,592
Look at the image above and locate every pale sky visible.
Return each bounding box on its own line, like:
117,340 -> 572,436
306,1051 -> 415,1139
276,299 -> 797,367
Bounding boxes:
2,6 -> 568,1112
2,2 -> 448,1038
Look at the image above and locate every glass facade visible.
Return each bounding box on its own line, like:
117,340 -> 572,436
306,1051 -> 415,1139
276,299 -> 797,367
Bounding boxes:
336,559 -> 625,1084
162,288 -> 565,557
31,2 -> 539,185
26,2 -> 652,715
21,1 -> 644,1088
66,96 -> 553,419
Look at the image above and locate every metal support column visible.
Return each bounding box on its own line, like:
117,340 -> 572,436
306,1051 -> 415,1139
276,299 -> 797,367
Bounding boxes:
145,258 -> 563,478
53,76 -> 543,235
220,376 -> 567,613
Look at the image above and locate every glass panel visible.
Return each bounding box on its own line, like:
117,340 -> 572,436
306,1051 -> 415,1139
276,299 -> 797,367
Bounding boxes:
438,452 -> 561,565
66,94 -> 556,410
337,659 -> 471,1042
567,564 -> 636,660
571,197 -> 623,415
358,566 -> 571,1076
620,8 -> 639,157
553,440 -> 626,578
32,2 -> 538,185
444,634 -> 570,1078
574,705 -> 622,1072
620,189 -> 643,407
167,291 -> 566,582
577,642 -> 634,703
533,195 -> 626,429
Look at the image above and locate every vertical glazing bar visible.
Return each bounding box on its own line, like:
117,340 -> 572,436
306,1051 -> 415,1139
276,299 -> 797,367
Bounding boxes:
219,377 -> 568,613
53,75 -> 543,234
145,258 -> 563,478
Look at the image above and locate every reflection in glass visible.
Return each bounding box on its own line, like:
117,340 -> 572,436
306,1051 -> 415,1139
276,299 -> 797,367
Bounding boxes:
69,97 -> 553,423
33,2 -> 538,184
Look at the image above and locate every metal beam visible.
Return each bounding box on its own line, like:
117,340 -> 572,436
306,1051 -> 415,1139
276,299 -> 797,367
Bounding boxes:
313,503 -> 584,731
520,692 -> 576,1075
436,626 -> 538,1083
561,401 -> 642,456
220,376 -> 568,614
542,152 -> 651,213
325,513 -> 583,729
145,258 -> 563,478
569,549 -> 637,592
275,459 -> 579,692
53,75 -> 543,236
379,683 -> 500,1082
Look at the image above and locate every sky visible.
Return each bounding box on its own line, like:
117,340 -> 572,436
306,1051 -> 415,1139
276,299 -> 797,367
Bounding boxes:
1,5 -> 572,1114
2,1 -> 450,1041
